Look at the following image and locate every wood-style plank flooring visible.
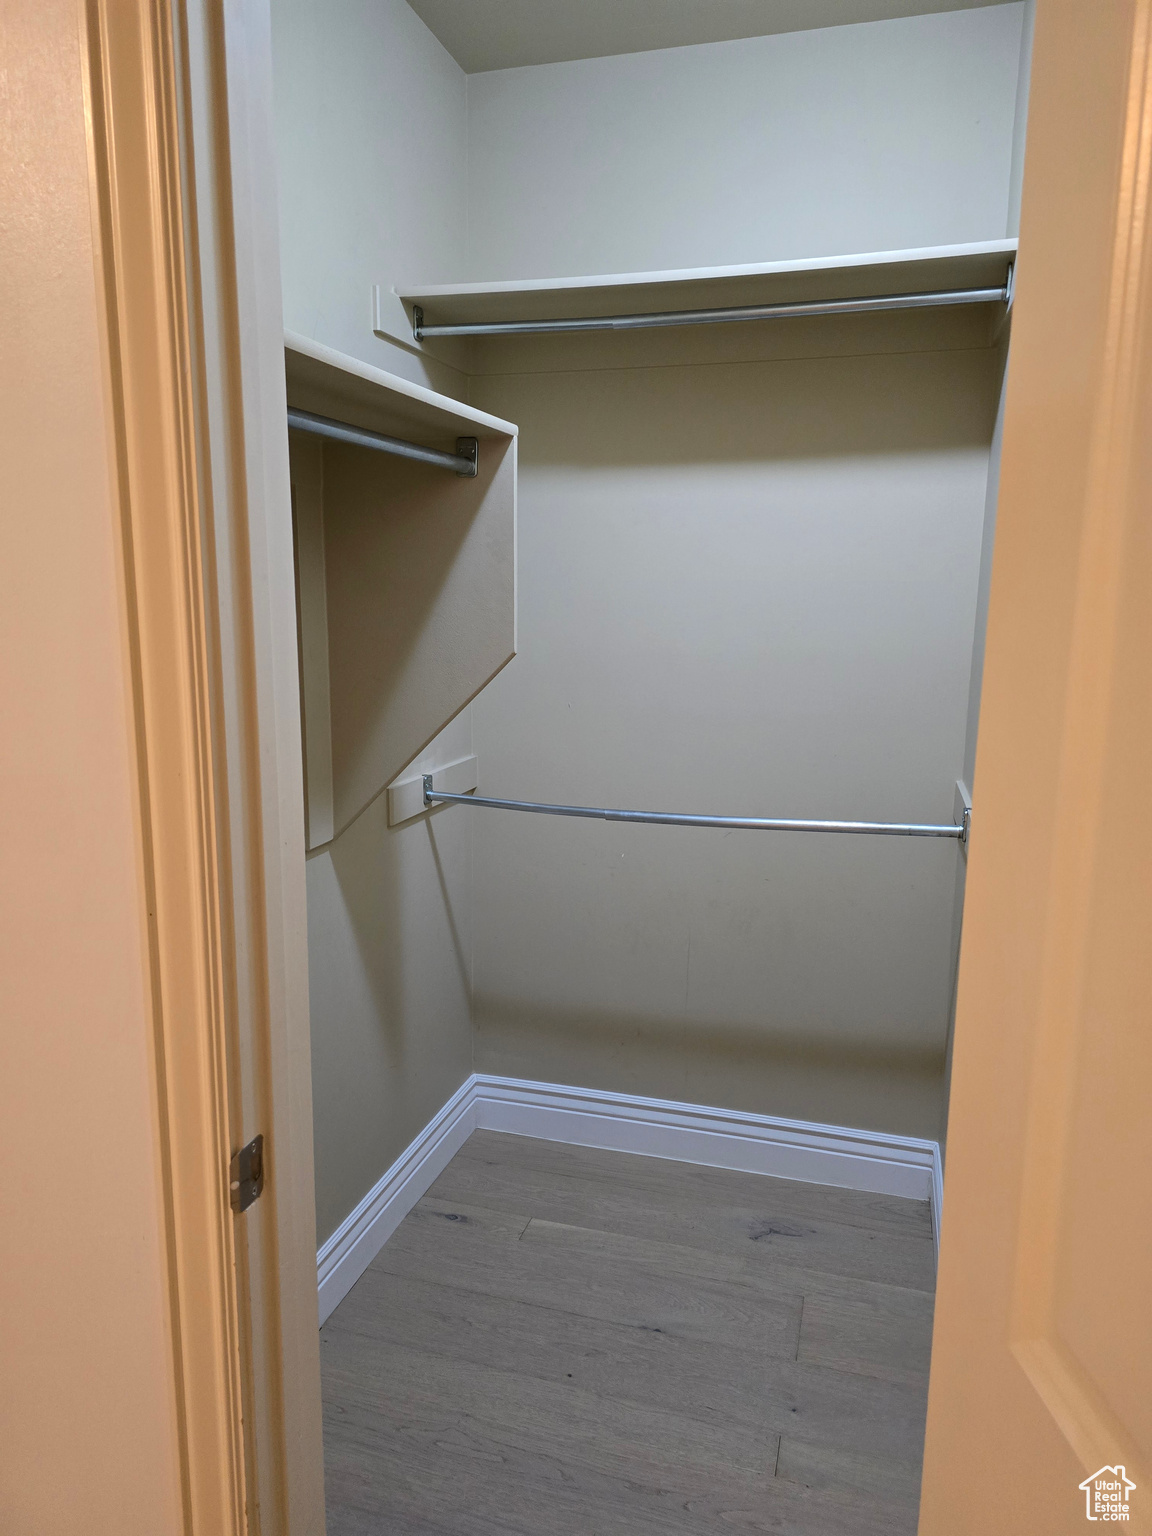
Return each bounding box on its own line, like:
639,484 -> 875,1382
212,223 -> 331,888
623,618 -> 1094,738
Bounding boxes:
321,1131 -> 935,1535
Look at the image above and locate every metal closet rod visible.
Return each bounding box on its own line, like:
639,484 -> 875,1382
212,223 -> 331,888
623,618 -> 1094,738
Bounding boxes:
411,276 -> 1012,340
287,407 -> 478,476
423,777 -> 969,843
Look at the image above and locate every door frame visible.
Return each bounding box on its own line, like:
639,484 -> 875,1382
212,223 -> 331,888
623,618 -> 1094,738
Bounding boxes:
920,0 -> 1152,1528
84,0 -> 325,1528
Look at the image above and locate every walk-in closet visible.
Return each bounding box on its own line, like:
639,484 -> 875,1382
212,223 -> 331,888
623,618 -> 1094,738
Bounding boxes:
270,3 -> 1034,1529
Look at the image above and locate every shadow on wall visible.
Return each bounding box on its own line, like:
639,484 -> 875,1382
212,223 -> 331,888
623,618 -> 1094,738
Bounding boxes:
464,341 -> 996,1150
306,788 -> 474,1245
324,811 -> 473,1067
480,345 -> 1000,469
321,809 -> 405,1059
473,991 -> 947,1141
321,437 -> 514,835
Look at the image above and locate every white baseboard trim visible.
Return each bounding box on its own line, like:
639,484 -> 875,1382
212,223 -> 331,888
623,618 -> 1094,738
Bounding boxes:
317,1072 -> 943,1322
931,1142 -> 945,1259
472,1074 -> 938,1204
316,1076 -> 477,1323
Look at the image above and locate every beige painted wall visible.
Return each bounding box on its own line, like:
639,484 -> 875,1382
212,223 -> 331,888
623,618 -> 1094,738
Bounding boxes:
470,341 -> 999,1141
459,3 -> 1023,1144
465,5 -> 1025,279
272,0 -> 486,1246
290,431 -> 481,1243
273,2 -> 1025,1244
290,414 -> 502,1243
306,709 -> 475,1243
0,1 -> 183,1527
271,0 -> 469,393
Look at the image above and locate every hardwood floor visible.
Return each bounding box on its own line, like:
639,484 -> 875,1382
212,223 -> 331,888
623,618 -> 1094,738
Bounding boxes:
320,1131 -> 936,1535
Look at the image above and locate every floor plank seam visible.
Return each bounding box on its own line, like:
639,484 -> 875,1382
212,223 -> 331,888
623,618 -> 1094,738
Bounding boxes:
460,1155 -> 940,1247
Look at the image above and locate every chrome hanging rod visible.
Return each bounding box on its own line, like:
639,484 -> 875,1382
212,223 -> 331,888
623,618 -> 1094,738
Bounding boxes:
412,278 -> 1011,341
423,777 -> 969,843
287,407 -> 478,476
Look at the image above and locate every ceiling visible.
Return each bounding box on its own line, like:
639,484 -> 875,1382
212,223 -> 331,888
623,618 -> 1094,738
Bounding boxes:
405,0 -> 1015,75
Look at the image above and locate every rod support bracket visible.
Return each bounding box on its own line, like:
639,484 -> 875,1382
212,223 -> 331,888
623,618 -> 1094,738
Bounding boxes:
456,437 -> 478,477
954,780 -> 973,850
412,304 -> 424,341
423,773 -> 435,807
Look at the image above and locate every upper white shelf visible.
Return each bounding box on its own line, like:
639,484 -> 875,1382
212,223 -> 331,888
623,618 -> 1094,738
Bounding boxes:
284,331 -> 517,441
397,240 -> 1017,334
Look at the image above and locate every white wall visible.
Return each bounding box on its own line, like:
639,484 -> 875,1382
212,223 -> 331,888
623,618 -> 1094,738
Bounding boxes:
271,0 -> 468,392
465,5 -> 1025,280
